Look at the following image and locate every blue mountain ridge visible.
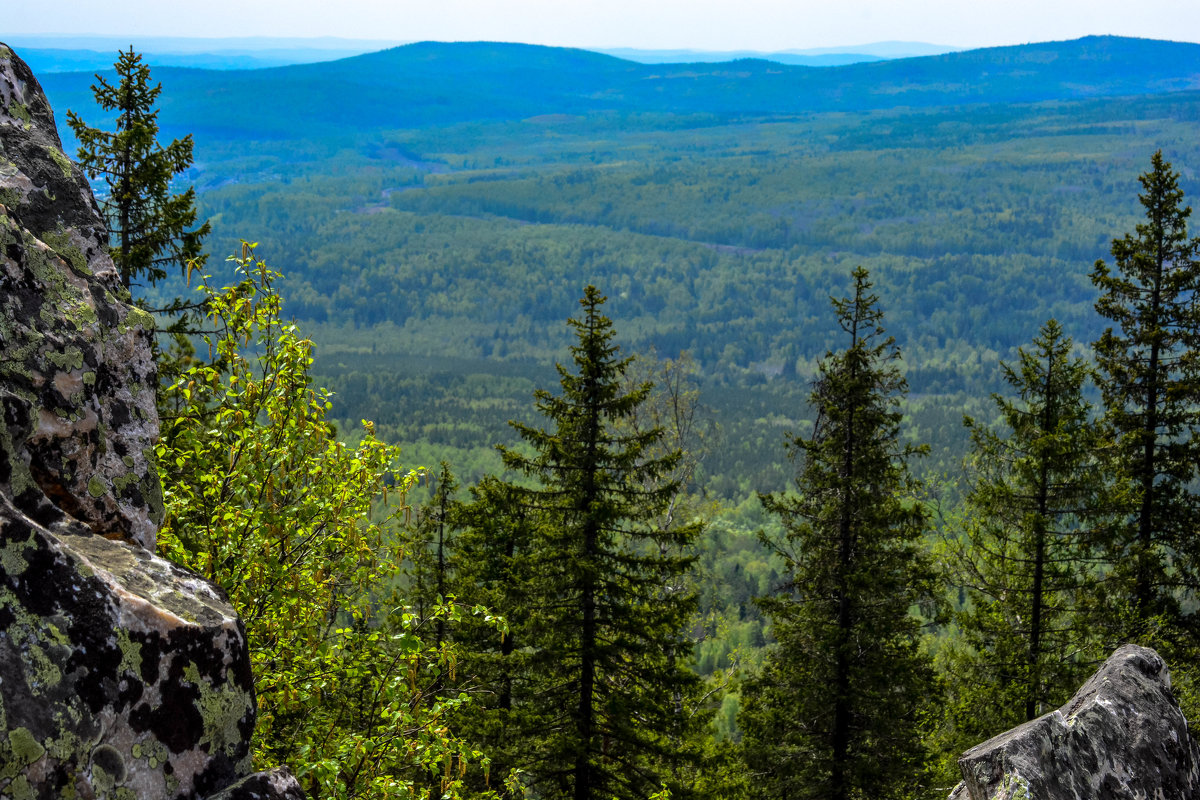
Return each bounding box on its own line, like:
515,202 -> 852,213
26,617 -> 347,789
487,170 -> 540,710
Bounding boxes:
31,35 -> 1200,141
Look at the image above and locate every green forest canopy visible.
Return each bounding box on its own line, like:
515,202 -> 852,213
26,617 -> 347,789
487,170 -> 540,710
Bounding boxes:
40,34 -> 1200,561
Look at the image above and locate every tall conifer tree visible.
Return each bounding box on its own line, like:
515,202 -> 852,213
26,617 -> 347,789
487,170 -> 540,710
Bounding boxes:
741,268 -> 936,800
446,474 -> 536,792
940,320 -> 1104,751
407,463 -> 460,672
497,286 -> 700,800
1091,151 -> 1200,637
67,48 -> 209,292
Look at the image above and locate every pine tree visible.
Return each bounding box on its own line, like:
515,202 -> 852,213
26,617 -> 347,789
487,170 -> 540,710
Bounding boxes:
67,48 -> 209,293
1091,151 -> 1200,637
496,285 -> 701,800
446,474 -> 536,792
407,463 -> 460,679
741,267 -> 936,800
940,319 -> 1104,752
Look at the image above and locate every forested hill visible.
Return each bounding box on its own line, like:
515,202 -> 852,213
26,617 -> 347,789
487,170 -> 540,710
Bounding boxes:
38,36 -> 1200,139
32,35 -> 1200,496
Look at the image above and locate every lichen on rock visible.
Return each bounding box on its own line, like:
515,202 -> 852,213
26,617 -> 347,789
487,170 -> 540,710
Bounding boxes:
0,43 -> 306,800
0,40 -> 160,551
0,498 -> 256,799
206,768 -> 308,800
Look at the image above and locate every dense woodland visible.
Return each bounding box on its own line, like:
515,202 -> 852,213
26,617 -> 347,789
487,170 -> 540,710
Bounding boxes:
49,39 -> 1200,799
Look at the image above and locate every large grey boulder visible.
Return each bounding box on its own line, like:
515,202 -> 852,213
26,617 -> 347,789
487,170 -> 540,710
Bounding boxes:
951,644 -> 1200,800
0,44 -> 303,800
0,498 -> 256,799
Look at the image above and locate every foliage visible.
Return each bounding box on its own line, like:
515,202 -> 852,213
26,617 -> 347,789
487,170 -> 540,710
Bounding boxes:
742,268 -> 938,800
66,47 -> 210,293
56,37 -> 1200,780
1091,150 -> 1200,640
405,462 -> 459,658
155,245 -> 503,800
443,473 -> 538,792
40,34 -> 1200,795
936,319 -> 1105,771
40,47 -> 1200,499
484,286 -> 703,800
174,92 -> 1200,500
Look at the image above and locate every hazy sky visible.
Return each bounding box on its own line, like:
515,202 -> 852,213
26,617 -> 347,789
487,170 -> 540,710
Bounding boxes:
9,0 -> 1200,51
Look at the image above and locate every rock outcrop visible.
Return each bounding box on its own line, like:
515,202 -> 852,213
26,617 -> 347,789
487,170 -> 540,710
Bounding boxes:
0,507 -> 256,799
951,644 -> 1200,800
0,42 -> 161,552
0,44 -> 304,800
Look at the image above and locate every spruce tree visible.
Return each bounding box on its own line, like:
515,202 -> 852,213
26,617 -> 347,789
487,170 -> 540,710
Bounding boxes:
1091,151 -> 1200,637
940,320 -> 1103,751
497,285 -> 701,800
446,474 -> 536,792
407,463 -> 460,673
615,350 -> 721,797
67,48 -> 209,293
741,267 -> 936,800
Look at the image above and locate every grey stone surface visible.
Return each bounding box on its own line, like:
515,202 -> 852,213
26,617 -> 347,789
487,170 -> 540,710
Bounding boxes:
0,41 -> 162,552
206,768 -> 307,800
0,44 -> 305,800
0,496 -> 255,800
952,644 -> 1200,800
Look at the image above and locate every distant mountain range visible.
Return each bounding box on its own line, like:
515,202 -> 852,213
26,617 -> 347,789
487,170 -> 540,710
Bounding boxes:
29,36 -> 1200,143
4,35 -> 406,71
597,51 -> 895,67
593,42 -> 958,66
5,35 -> 955,73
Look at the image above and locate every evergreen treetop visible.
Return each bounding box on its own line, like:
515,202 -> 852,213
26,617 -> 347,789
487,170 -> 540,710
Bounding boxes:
937,319 -> 1104,768
67,47 -> 209,293
497,285 -> 701,800
1091,150 -> 1200,633
743,267 -> 936,800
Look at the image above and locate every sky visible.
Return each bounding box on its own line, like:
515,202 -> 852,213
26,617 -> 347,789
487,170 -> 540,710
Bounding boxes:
8,0 -> 1200,52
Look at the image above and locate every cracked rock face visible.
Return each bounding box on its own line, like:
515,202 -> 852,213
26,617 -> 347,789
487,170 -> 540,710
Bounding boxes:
0,44 -> 305,800
0,500 -> 255,799
951,644 -> 1200,800
0,41 -> 161,552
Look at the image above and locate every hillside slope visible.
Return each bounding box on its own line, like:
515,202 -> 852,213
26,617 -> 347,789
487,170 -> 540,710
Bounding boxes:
37,36 -> 1200,140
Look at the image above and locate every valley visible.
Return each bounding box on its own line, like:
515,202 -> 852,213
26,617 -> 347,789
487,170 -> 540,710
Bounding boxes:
19,30 -> 1200,797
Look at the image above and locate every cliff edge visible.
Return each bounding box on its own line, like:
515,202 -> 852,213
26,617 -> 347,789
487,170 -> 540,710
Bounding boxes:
0,43 -> 302,800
